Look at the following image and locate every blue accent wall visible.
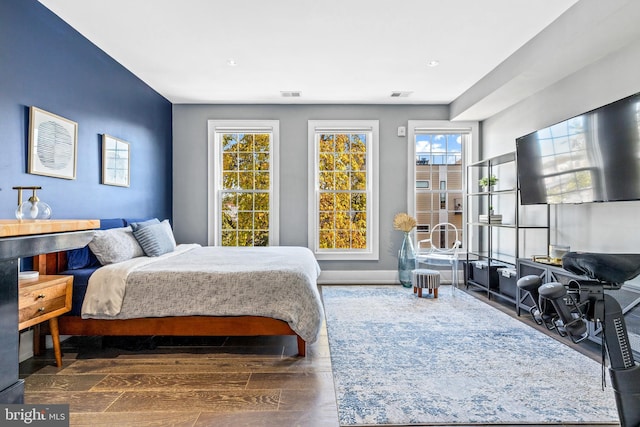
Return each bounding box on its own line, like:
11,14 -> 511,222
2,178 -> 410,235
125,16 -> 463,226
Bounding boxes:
0,0 -> 172,220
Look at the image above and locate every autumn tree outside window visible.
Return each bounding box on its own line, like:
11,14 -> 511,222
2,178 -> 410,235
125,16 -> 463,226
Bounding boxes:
208,120 -> 279,246
308,120 -> 379,260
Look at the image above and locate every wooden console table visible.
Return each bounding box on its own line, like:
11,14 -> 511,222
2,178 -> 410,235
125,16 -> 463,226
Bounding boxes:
0,219 -> 98,404
18,275 -> 73,368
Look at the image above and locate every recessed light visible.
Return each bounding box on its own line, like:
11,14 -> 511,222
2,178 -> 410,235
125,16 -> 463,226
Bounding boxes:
427,60 -> 440,67
281,91 -> 302,97
226,59 -> 237,66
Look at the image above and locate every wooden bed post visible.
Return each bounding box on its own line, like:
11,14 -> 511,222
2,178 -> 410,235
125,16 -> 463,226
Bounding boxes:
33,252 -> 67,275
297,335 -> 306,357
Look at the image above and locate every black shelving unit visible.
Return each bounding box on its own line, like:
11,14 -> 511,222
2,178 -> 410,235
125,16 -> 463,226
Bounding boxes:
465,152 -> 550,307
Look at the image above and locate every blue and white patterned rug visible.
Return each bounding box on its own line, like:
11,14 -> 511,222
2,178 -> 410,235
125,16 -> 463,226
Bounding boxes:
322,285 -> 619,426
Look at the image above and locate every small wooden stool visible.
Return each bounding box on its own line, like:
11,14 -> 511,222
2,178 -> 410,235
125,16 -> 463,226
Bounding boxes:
412,269 -> 441,298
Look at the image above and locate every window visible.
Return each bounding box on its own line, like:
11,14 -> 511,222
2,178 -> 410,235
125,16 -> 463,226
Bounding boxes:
407,121 -> 477,250
308,120 -> 379,260
537,117 -> 594,203
208,120 -> 279,246
414,133 -> 463,246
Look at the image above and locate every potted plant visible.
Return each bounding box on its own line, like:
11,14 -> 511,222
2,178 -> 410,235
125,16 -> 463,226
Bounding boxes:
479,175 -> 498,191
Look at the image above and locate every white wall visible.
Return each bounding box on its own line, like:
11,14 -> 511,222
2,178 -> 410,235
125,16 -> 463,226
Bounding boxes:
481,37 -> 640,253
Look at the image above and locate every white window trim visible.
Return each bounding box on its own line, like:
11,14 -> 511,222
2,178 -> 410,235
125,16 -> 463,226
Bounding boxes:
307,120 -> 379,260
407,120 -> 478,219
207,120 -> 280,246
407,120 -> 477,259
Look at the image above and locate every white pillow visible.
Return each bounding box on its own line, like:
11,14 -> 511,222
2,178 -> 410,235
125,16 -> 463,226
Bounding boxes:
88,226 -> 145,265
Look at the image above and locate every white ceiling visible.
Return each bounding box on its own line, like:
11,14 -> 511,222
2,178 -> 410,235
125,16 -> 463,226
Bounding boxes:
38,0 -> 580,108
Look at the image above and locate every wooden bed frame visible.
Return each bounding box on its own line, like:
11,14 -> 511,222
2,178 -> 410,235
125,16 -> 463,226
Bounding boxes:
33,252 -> 306,356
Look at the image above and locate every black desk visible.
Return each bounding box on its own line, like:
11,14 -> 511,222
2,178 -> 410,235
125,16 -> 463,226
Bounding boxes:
0,221 -> 97,403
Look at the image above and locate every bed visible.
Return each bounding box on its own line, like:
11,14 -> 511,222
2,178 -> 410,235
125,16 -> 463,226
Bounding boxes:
33,218 -> 323,357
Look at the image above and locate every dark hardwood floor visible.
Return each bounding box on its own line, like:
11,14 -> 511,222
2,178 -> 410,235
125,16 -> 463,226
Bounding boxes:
20,321 -> 339,427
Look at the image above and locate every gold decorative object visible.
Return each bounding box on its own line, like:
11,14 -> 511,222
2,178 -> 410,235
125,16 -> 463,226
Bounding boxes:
13,186 -> 52,220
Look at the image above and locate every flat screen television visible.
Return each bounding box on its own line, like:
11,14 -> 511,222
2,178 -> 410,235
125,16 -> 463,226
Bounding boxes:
516,92 -> 640,205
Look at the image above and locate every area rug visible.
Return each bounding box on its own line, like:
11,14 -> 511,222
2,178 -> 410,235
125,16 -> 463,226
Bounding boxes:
322,285 -> 619,426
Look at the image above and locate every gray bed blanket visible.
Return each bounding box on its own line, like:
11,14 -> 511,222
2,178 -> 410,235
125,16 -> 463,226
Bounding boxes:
82,245 -> 324,343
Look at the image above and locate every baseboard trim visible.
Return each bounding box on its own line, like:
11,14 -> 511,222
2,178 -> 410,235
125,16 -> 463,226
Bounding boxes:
19,330 -> 70,363
318,268 -> 460,285
318,270 -> 398,284
19,330 -> 34,363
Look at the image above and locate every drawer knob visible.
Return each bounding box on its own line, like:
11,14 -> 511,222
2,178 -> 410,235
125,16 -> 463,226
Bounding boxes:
38,307 -> 46,312
37,294 -> 46,299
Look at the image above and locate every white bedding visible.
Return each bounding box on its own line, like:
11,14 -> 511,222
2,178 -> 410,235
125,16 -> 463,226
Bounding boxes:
81,244 -> 324,343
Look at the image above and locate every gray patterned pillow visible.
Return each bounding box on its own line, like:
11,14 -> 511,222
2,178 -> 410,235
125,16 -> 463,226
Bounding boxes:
88,226 -> 145,265
132,220 -> 176,257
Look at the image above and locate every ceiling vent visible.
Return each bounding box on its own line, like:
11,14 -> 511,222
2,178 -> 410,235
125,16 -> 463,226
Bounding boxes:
281,91 -> 302,97
391,91 -> 412,98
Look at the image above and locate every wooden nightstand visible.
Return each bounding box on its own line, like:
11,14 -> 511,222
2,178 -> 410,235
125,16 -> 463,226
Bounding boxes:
18,275 -> 73,367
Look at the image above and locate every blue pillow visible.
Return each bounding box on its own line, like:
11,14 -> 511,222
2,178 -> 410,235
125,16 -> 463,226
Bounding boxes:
67,247 -> 101,269
129,218 -> 160,231
125,218 -> 156,227
100,218 -> 127,230
132,220 -> 176,257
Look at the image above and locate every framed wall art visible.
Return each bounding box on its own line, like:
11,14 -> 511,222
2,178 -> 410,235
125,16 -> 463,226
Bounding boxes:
102,134 -> 130,187
28,106 -> 78,179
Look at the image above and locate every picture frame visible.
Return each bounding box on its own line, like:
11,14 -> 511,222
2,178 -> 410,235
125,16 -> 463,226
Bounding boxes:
28,106 -> 78,179
102,134 -> 130,187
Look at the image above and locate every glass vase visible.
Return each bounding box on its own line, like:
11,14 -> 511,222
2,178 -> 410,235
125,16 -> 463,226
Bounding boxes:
398,232 -> 415,288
